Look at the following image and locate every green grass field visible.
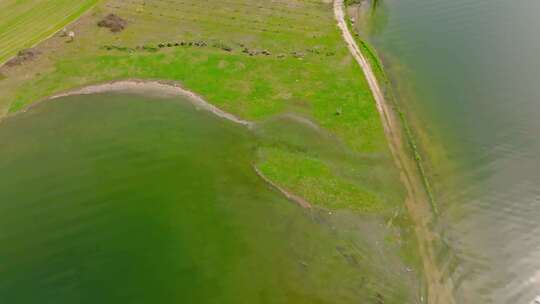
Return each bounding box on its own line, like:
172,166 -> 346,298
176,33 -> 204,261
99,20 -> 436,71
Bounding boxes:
0,0 -> 100,64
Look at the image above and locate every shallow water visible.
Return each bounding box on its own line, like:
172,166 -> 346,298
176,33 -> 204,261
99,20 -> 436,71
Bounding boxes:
360,0 -> 540,302
0,93 -> 418,303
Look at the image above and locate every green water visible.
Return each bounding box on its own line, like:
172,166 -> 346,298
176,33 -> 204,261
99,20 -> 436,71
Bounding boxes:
0,93 -> 416,303
354,0 -> 540,302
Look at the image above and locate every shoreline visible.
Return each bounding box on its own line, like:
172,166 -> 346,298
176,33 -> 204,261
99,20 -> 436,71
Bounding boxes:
12,78 -> 315,208
46,79 -> 254,127
334,0 -> 455,303
3,78 -> 312,208
253,165 -> 312,209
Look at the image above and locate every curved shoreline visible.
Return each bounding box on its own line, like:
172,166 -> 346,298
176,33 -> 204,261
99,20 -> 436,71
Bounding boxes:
46,79 -> 253,127
6,78 -> 311,209
333,1 -> 455,303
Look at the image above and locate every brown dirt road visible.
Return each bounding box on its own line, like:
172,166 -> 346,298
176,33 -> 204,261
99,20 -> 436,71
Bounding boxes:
333,0 -> 456,303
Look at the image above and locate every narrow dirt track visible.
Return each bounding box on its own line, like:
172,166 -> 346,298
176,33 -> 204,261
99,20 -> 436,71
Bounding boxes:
333,1 -> 455,303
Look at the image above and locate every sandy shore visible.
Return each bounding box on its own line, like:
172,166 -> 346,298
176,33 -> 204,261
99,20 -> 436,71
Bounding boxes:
333,1 -> 456,303
48,79 -> 253,127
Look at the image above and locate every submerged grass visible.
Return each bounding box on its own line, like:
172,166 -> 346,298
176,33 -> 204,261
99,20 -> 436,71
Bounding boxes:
257,147 -> 387,212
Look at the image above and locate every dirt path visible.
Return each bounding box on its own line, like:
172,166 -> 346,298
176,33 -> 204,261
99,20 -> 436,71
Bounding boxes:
333,1 -> 455,303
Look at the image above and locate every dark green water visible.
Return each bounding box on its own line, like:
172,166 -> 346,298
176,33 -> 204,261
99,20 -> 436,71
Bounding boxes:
0,93 -> 416,303
356,0 -> 540,303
